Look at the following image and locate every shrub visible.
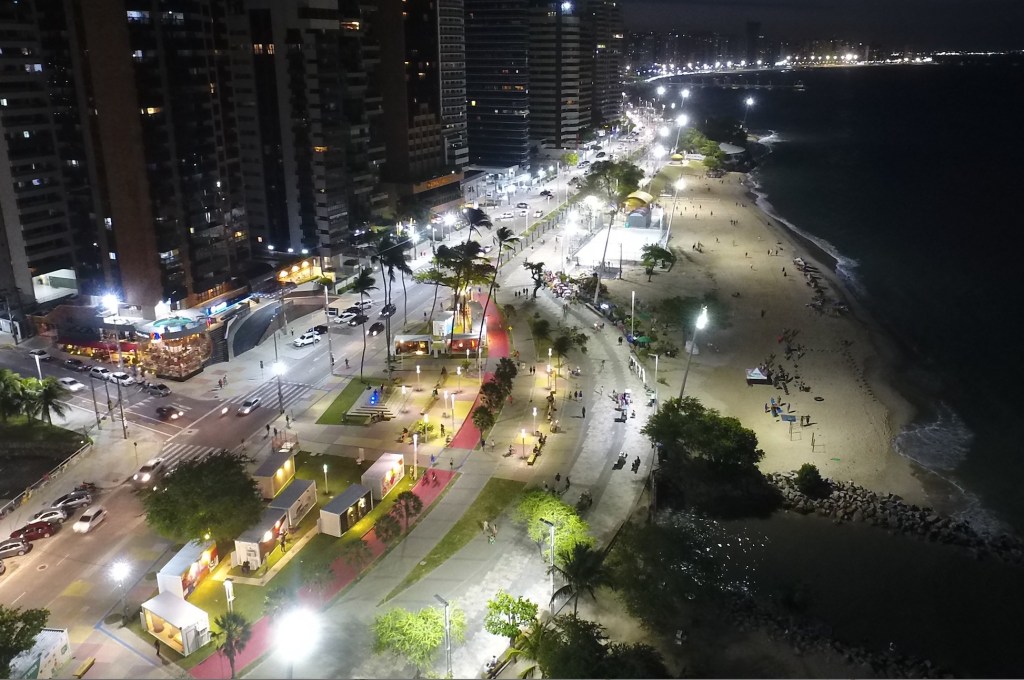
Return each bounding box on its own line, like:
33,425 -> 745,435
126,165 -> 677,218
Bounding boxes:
795,463 -> 828,498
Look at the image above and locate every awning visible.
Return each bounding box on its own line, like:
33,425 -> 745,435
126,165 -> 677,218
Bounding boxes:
745,367 -> 771,384
626,190 -> 655,205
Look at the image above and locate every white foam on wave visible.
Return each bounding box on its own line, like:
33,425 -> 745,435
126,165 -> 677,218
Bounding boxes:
755,130 -> 784,146
745,174 -> 868,298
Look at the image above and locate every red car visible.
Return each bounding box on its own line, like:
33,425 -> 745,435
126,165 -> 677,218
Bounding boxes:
10,521 -> 59,542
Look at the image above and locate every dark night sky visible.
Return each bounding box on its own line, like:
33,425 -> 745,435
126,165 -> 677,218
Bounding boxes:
621,0 -> 1024,51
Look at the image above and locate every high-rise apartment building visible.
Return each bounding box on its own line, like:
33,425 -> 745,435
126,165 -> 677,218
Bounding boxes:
584,0 -> 623,127
63,0 -> 250,313
528,0 -> 589,151
465,0 -> 530,168
376,0 -> 468,211
226,0 -> 387,263
0,1 -> 80,312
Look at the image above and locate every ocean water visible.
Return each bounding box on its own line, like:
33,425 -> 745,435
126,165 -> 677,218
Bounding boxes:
664,62 -> 1024,534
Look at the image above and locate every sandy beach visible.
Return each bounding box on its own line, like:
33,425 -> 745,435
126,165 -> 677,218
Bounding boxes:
598,162 -> 930,505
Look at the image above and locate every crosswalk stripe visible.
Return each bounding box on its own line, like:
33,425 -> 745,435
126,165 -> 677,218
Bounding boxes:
158,442 -> 222,467
228,381 -> 313,411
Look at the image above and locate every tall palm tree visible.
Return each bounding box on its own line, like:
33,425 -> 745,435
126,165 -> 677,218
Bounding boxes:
214,611 -> 252,679
33,376 -> 70,425
445,241 -> 492,350
550,543 -> 612,615
0,369 -> 24,423
350,268 -> 378,382
461,207 -> 492,242
476,226 -> 519,352
508,618 -> 550,679
372,234 -> 400,375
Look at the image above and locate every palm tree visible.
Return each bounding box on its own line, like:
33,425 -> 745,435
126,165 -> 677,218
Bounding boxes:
18,377 -> 44,423
0,369 -> 24,422
33,377 -> 70,425
461,207 -> 492,242
373,234 -> 400,375
214,611 -> 252,679
550,543 -> 612,615
508,618 -> 550,679
351,268 -> 378,382
476,226 -> 519,352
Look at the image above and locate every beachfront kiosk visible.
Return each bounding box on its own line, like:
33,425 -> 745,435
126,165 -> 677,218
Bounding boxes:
268,478 -> 317,527
232,507 -> 288,572
361,453 -> 405,501
253,446 -> 296,500
156,540 -> 219,600
319,483 -> 372,537
139,592 -> 211,657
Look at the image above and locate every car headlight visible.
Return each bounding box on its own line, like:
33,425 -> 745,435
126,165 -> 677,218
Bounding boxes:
141,473 -> 151,482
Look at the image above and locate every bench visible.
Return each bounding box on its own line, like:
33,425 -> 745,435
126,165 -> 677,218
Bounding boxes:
73,657 -> 95,679
526,453 -> 538,466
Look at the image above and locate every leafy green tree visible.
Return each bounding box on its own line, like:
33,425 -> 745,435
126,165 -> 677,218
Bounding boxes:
603,642 -> 671,679
529,317 -> 550,342
513,491 -> 595,560
392,490 -> 424,530
523,261 -> 546,299
471,406 -> 496,446
263,586 -> 294,621
299,557 -> 335,602
372,605 -> 466,672
339,538 -> 374,572
0,369 -> 24,423
0,605 -> 48,677
536,615 -> 607,679
414,264 -> 457,328
642,396 -> 763,469
483,591 -> 538,643
561,151 -> 579,167
795,463 -> 828,498
374,513 -> 402,546
350,267 -> 379,381
480,381 -> 507,411
551,543 -> 612,615
214,611 -> 252,679
580,160 -> 644,303
141,451 -> 262,544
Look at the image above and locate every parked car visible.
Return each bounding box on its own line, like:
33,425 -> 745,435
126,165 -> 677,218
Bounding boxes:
516,202 -> 529,209
293,332 -> 320,347
368,322 -> 385,337
89,366 -> 111,381
146,383 -> 171,397
58,377 -> 85,392
51,491 -> 92,510
310,325 -> 329,335
64,358 -> 86,371
539,190 -> 553,197
10,521 -> 59,542
72,506 -> 108,534
499,212 -> 513,220
518,209 -> 528,216
237,397 -> 261,415
0,539 -> 31,559
347,314 -> 369,327
354,299 -> 374,310
31,507 -> 68,524
108,371 -> 135,386
336,311 -> 358,324
155,406 -> 183,421
28,349 -> 50,362
534,210 -> 544,218
379,303 -> 396,318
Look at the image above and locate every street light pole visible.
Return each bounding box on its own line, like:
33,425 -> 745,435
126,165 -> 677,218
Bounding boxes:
521,428 -> 526,458
111,561 -> 130,624
88,375 -> 101,430
273,333 -> 285,414
32,354 -> 42,381
413,433 -> 419,480
630,290 -> 636,338
115,380 -> 128,439
324,285 -> 335,372
323,463 -> 329,495
532,406 -> 537,436
678,306 -> 709,399
540,518 -> 555,603
434,594 -> 453,679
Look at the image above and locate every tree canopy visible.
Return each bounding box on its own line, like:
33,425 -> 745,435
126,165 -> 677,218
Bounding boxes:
579,160 -> 644,215
484,591 -> 538,643
513,490 -> 595,560
372,604 -> 466,671
141,451 -> 263,544
642,396 -> 763,469
0,606 -> 48,678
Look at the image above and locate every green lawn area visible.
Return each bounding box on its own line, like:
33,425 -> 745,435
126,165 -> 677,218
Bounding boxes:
0,415 -> 88,449
316,375 -> 387,425
383,477 -> 525,602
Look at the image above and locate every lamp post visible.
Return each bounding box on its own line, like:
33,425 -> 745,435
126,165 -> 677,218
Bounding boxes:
273,360 -> 285,414
413,433 -> 419,480
323,463 -> 329,495
679,305 -> 709,399
88,375 -> 101,430
456,365 -> 462,393
416,364 -> 421,390
434,595 -> 453,679
652,353 -> 660,405
324,284 -> 335,372
115,379 -> 128,439
742,96 -> 755,127
532,406 -> 537,435
277,608 -> 320,679
630,290 -> 636,337
449,393 -> 456,433
521,428 -> 527,458
540,518 -> 556,603
111,560 -> 130,623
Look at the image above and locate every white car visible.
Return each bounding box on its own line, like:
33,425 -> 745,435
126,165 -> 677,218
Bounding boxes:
133,457 -> 165,487
28,349 -> 50,361
238,397 -> 261,415
335,311 -> 358,324
58,377 -> 85,392
293,332 -> 320,347
499,212 -> 513,220
72,506 -> 107,533
108,371 -> 135,386
89,366 -> 111,381
354,299 -> 374,310
31,507 -> 68,524
518,209 -> 528,216
534,210 -> 544,218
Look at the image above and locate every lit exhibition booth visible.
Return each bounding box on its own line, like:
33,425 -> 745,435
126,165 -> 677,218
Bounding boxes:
139,592 -> 211,657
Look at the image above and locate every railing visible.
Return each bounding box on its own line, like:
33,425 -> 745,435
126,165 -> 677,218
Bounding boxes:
0,441 -> 92,518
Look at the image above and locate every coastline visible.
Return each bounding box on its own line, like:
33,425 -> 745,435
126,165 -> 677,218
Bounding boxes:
601,161 -> 933,509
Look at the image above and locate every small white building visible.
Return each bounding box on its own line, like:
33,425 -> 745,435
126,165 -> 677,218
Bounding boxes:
269,478 -> 317,528
252,446 -> 296,500
139,592 -> 211,657
320,483 -> 372,537
360,453 -> 405,501
156,540 -> 218,600
8,628 -> 71,679
233,506 -> 288,572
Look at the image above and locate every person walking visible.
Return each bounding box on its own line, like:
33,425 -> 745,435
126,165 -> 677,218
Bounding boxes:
581,406 -> 586,419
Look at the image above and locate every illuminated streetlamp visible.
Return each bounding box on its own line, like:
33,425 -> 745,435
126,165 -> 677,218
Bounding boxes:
416,364 -> 421,390
277,608 -> 320,679
413,433 -> 419,480
456,365 -> 462,393
521,428 -> 527,458
539,518 -> 556,602
742,96 -> 755,127
323,463 -> 329,495
111,560 -> 130,623
679,306 -> 709,399
532,406 -> 537,435
434,595 -> 453,679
